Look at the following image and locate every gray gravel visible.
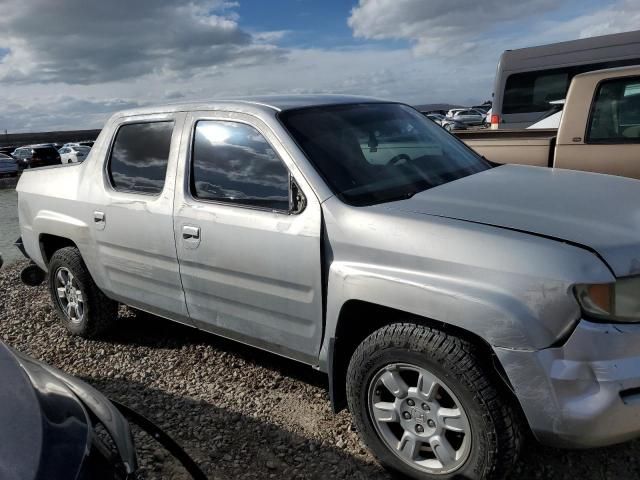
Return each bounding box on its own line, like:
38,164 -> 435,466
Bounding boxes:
2,259 -> 640,479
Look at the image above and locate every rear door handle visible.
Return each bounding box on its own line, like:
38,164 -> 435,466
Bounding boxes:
93,211 -> 106,230
182,225 -> 200,239
182,225 -> 201,249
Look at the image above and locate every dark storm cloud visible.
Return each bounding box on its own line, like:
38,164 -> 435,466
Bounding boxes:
0,0 -> 287,84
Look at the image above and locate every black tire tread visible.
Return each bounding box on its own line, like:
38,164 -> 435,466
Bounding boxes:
346,323 -> 523,480
48,246 -> 118,338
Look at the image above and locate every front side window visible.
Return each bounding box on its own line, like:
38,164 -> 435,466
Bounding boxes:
191,120 -> 290,211
108,121 -> 173,194
588,77 -> 640,143
279,103 -> 489,206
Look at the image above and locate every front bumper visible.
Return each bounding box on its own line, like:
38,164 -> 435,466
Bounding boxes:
496,319 -> 640,448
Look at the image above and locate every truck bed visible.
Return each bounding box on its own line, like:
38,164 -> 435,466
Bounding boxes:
455,129 -> 557,168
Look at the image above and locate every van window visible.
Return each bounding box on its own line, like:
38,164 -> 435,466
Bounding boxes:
502,59 -> 640,116
503,70 -> 569,114
191,120 -> 290,211
108,121 -> 173,194
588,77 -> 640,143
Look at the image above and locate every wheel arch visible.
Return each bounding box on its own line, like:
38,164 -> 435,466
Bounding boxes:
39,233 -> 79,266
327,300 -> 519,417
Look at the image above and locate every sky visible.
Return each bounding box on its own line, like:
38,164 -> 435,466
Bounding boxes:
0,0 -> 639,132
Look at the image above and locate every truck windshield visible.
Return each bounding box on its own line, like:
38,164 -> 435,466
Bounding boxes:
279,103 -> 490,206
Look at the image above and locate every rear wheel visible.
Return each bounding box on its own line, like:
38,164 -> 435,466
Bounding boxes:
48,247 -> 118,338
346,323 -> 522,480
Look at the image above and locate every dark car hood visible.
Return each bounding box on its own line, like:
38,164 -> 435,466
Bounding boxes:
0,343 -> 89,480
382,164 -> 640,277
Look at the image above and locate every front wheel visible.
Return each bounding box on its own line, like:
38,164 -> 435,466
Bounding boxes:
48,246 -> 118,338
346,323 -> 522,480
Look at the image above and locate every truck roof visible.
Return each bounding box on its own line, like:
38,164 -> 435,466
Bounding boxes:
572,63 -> 640,81
114,94 -> 390,117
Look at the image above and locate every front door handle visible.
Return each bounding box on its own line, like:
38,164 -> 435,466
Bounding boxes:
182,225 -> 200,239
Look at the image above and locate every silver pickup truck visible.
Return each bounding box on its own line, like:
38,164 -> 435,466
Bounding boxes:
16,96 -> 640,480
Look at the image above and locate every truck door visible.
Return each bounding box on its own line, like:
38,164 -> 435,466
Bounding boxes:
87,113 -> 191,324
173,112 -> 323,364
556,75 -> 640,179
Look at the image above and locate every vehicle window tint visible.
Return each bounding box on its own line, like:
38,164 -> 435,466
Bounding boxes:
108,121 -> 173,194
588,77 -> 640,143
191,121 -> 290,211
503,70 -> 569,114
280,103 -> 489,206
502,58 -> 640,115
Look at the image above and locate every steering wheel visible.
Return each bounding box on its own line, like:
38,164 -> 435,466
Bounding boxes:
387,153 -> 412,166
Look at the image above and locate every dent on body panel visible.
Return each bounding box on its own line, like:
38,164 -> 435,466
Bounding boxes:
329,262 -> 556,349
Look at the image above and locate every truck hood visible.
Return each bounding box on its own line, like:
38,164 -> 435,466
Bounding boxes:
382,164 -> 640,277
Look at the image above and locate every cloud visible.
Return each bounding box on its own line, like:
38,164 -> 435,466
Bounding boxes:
0,96 -> 142,132
0,0 -> 638,133
0,0 -> 287,85
348,0 -> 640,56
533,0 -> 640,41
348,0 -> 561,55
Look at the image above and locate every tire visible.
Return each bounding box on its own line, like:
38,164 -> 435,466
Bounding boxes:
346,323 -> 522,480
48,246 -> 118,338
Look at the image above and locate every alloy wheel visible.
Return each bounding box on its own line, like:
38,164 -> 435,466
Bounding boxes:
54,267 -> 85,324
367,363 -> 471,475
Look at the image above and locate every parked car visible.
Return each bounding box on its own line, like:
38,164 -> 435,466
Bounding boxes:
471,104 -> 491,114
490,29 -> 640,129
59,145 -> 91,163
441,118 -> 468,131
446,109 -> 486,125
12,145 -> 61,169
0,339 -> 138,478
456,64 -> 640,178
16,95 -> 640,480
63,141 -> 95,148
0,146 -> 17,157
0,153 -> 18,177
0,336 -> 206,480
425,113 -> 445,124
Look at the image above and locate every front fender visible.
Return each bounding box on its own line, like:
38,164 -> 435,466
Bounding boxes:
319,260 -> 583,371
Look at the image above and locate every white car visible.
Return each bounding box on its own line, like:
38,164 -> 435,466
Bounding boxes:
448,109 -> 486,125
59,145 -> 90,164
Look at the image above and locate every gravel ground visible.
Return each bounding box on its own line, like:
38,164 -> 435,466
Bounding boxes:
2,259 -> 640,479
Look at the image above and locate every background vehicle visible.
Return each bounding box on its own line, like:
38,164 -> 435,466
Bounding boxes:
457,64 -> 640,179
425,113 -> 445,124
0,339 -> 206,480
446,109 -> 485,125
0,340 -> 138,479
15,95 -> 640,479
425,113 -> 468,131
12,145 -> 61,169
441,118 -> 468,131
491,29 -> 640,129
0,146 -> 17,156
0,153 -> 18,177
59,145 -> 91,163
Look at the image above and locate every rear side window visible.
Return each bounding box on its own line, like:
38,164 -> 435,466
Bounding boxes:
108,121 -> 173,194
588,77 -> 640,144
190,120 -> 290,211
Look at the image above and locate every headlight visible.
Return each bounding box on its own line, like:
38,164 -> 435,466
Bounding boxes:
575,276 -> 640,322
